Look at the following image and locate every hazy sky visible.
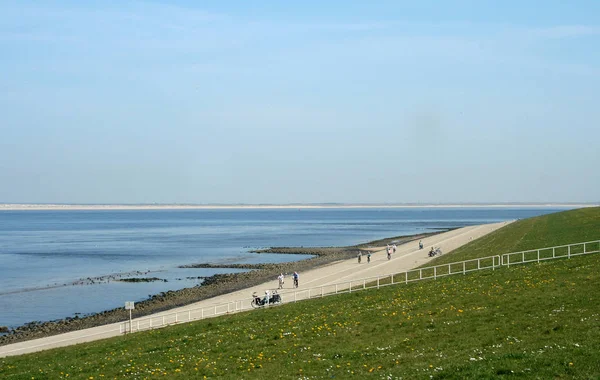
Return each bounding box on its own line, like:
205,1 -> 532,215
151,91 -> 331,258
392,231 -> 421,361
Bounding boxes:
1,1 -> 599,204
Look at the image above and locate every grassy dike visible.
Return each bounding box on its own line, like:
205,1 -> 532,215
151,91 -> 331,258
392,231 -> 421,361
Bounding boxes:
1,207 -> 599,379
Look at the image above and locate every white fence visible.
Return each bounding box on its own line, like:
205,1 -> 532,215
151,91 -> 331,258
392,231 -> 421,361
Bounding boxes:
119,239 -> 600,334
501,240 -> 599,267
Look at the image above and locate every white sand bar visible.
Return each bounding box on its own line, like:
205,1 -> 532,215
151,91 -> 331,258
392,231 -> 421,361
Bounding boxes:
0,221 -> 510,358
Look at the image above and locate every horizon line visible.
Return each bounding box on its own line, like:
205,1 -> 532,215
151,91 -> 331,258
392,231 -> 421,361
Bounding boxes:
0,202 -> 598,211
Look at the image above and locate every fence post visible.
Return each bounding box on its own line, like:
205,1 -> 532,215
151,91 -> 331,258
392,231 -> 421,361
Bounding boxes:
477,259 -> 480,270
448,264 -> 451,275
537,250 -> 540,263
377,277 -> 380,289
434,267 -> 437,279
391,274 -> 394,285
553,247 -> 555,258
349,281 -> 352,293
568,246 -> 571,259
463,261 -> 466,274
405,272 -> 408,284
363,279 -> 365,289
419,269 -> 422,280
522,252 -> 525,263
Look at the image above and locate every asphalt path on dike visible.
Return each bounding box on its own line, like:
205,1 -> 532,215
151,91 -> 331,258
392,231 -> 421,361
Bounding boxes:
0,221 -> 511,358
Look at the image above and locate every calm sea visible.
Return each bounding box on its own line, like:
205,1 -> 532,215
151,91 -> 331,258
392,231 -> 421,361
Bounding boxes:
0,207 -> 570,328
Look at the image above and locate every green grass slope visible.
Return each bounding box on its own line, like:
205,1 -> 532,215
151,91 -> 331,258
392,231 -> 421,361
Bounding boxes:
430,206 -> 600,265
1,207 -> 599,379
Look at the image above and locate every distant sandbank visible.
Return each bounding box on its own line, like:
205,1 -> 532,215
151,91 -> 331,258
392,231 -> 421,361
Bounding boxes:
0,203 -> 595,211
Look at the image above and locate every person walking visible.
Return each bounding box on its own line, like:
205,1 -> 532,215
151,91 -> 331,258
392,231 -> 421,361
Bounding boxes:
367,252 -> 371,263
293,271 -> 299,288
357,251 -> 362,264
277,273 -> 284,289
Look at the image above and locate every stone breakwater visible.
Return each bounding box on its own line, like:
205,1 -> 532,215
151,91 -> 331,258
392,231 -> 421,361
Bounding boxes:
117,277 -> 167,283
178,263 -> 276,270
0,232 -> 438,346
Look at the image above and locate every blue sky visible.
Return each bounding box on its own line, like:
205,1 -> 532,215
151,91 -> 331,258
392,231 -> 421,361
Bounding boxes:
1,1 -> 599,204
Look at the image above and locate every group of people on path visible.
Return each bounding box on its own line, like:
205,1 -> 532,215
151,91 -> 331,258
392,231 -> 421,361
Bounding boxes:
357,243 -> 396,264
357,251 -> 371,263
277,271 -> 299,289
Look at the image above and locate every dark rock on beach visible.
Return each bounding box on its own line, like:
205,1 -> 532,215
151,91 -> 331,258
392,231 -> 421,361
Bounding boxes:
178,263 -> 275,270
117,277 -> 167,283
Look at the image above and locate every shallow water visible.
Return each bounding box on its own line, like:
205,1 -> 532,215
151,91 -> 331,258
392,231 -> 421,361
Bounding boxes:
0,207 -> 570,327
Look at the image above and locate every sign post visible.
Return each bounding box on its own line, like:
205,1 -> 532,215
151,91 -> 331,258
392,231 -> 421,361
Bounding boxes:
125,302 -> 135,333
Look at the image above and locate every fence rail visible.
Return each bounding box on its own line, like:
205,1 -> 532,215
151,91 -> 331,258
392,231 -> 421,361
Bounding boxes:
120,239 -> 600,334
501,240 -> 599,267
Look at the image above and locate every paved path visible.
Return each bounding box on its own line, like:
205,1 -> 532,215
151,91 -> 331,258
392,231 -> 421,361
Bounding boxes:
0,221 -> 510,358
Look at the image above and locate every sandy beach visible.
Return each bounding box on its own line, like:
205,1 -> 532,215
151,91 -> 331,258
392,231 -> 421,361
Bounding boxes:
0,221 -> 510,358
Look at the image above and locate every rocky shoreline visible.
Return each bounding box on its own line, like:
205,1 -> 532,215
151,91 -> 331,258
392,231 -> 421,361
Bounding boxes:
0,231 -> 441,346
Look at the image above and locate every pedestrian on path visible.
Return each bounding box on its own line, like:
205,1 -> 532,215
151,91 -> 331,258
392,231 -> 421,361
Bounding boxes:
293,271 -> 299,288
277,273 -> 284,289
357,251 -> 362,264
367,252 -> 371,263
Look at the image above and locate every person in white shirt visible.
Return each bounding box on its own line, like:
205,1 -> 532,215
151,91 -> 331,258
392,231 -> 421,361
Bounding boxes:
277,273 -> 284,289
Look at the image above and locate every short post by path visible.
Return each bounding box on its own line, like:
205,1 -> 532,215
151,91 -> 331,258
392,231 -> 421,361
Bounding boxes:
125,302 -> 135,333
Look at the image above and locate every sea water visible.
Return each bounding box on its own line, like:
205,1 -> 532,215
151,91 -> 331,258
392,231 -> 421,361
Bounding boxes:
0,207 -> 570,327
